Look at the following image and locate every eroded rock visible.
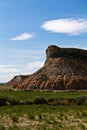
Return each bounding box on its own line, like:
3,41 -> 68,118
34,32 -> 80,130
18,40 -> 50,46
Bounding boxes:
7,45 -> 87,90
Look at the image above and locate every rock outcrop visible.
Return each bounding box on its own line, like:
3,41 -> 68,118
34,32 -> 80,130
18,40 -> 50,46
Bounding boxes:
7,45 -> 87,90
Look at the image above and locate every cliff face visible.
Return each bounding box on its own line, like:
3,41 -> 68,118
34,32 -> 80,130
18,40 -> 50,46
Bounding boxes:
7,45 -> 87,90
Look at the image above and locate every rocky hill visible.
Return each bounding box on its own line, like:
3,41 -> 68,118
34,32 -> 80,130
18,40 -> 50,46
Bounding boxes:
7,45 -> 87,90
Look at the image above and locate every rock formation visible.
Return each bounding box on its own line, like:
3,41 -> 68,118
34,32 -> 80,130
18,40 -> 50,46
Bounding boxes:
7,45 -> 87,90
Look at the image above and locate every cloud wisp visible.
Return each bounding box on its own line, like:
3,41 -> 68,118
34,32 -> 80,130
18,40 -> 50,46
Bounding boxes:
0,47 -> 46,82
41,18 -> 87,36
16,49 -> 45,60
0,64 -> 20,73
0,64 -> 21,82
25,61 -> 44,73
0,61 -> 44,82
10,32 -> 35,41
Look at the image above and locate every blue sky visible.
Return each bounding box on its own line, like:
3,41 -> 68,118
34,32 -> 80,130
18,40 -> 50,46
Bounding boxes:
0,0 -> 87,82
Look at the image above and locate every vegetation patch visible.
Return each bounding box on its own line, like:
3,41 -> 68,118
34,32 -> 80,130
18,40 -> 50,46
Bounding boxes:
0,87 -> 87,129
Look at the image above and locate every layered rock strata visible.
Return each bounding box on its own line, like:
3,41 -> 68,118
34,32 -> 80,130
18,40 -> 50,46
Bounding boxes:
7,45 -> 87,90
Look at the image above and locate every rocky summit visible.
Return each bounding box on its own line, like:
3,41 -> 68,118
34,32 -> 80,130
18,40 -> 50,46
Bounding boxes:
7,45 -> 87,90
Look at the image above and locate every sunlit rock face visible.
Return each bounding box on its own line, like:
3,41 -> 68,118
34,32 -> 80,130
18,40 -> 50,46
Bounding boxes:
7,45 -> 87,90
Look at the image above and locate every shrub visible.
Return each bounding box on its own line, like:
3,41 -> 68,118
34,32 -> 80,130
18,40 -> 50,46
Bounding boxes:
0,96 -> 7,106
0,96 -> 20,106
6,97 -> 19,105
47,98 -> 69,105
68,98 -> 76,105
34,98 -> 47,104
76,96 -> 87,105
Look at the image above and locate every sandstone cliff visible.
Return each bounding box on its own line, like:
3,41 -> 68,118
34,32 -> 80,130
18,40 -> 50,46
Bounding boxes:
7,45 -> 87,90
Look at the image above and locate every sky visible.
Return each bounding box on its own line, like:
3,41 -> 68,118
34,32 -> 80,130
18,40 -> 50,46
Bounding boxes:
0,0 -> 87,82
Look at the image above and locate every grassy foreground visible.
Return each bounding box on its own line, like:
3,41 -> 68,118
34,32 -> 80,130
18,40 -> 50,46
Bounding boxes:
0,86 -> 87,130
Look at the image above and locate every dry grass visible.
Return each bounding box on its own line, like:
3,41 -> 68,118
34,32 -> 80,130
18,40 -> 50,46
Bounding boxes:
0,105 -> 87,130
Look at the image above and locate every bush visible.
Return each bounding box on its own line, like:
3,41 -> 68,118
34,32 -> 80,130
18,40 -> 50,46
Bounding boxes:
48,97 -> 87,105
6,97 -> 20,105
34,98 -> 47,104
0,96 -> 20,106
76,96 -> 87,105
47,98 -> 69,105
68,98 -> 76,105
0,96 -> 7,106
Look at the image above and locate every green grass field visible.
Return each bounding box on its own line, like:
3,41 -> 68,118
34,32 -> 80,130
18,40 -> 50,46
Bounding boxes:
0,86 -> 87,130
0,86 -> 87,100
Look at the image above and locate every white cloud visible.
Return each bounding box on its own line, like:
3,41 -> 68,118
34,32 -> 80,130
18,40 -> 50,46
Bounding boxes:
0,47 -> 45,82
0,64 -> 20,82
10,32 -> 34,41
0,61 -> 45,82
24,61 -> 44,74
16,49 -> 45,60
0,64 -> 20,73
41,18 -> 87,35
